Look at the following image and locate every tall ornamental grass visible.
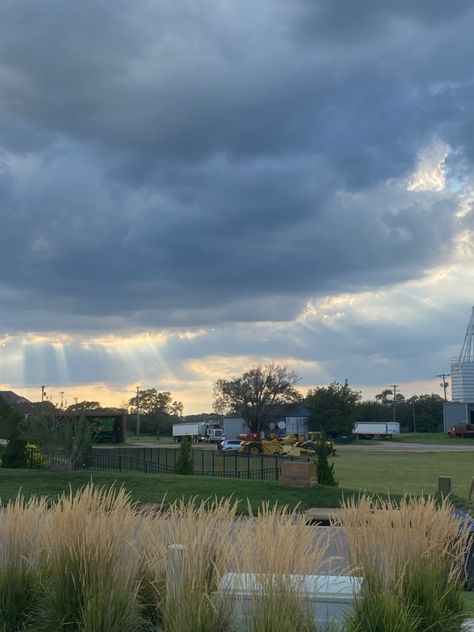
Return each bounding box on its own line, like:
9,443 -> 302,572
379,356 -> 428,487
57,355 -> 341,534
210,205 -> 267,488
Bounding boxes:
336,495 -> 471,632
0,495 -> 47,631
0,485 -> 470,631
231,502 -> 336,632
36,484 -> 144,632
143,497 -> 238,632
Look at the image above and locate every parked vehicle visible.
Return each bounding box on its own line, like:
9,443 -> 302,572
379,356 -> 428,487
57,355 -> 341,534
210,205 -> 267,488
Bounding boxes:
353,422 -> 400,439
219,439 -> 242,451
90,417 -> 117,443
307,431 -> 336,447
448,423 -> 474,438
238,432 -> 318,456
172,421 -> 223,443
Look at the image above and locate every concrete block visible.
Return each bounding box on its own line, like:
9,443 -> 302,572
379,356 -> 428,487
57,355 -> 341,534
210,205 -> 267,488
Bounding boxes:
438,476 -> 452,495
213,573 -> 363,628
280,461 -> 317,487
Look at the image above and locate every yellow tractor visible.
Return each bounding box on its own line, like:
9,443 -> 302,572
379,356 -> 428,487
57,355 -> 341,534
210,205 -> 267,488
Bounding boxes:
239,432 -> 318,456
308,431 -> 334,449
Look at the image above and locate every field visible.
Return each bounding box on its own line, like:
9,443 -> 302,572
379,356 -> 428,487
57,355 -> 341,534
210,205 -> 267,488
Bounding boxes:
335,451 -> 474,496
1,450 -> 473,511
0,468 -> 347,511
390,432 -> 467,445
2,450 -> 474,621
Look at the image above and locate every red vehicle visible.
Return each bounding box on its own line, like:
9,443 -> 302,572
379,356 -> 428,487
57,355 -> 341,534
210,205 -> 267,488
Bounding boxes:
448,424 -> 474,438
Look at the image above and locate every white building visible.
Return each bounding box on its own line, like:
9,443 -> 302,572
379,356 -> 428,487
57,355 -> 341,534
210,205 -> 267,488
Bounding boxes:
451,306 -> 474,401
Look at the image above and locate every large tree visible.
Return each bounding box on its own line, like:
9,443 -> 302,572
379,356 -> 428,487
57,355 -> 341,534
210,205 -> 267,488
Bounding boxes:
0,396 -> 27,467
0,396 -> 23,440
24,411 -> 92,471
66,400 -> 101,413
305,380 -> 361,437
128,389 -> 183,435
213,363 -> 301,433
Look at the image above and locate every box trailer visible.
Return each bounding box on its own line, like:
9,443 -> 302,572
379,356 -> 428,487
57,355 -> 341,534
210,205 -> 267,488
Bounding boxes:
353,422 -> 400,439
172,422 -> 223,443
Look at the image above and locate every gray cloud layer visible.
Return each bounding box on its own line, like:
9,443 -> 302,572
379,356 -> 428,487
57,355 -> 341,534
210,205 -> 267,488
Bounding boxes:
1,1 -> 474,335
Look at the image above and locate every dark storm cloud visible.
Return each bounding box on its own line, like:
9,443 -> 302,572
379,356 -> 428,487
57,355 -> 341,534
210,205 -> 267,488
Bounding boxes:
291,0 -> 473,41
1,0 -> 474,335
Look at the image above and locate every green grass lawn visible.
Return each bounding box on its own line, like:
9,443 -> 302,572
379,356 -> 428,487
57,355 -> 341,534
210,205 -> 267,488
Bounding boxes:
389,432 -> 468,445
125,435 -> 174,445
335,451 -> 474,496
1,450 -> 474,512
0,469 -> 348,512
1,448 -> 474,517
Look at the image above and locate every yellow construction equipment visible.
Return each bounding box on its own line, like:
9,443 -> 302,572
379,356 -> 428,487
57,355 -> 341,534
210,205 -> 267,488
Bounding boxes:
239,432 -> 318,456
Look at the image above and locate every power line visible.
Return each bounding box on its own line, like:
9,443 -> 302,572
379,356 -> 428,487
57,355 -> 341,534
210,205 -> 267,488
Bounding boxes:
436,373 -> 450,401
392,384 -> 399,423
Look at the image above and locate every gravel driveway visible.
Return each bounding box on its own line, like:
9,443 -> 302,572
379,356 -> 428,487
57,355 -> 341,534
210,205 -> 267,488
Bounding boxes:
336,441 -> 474,453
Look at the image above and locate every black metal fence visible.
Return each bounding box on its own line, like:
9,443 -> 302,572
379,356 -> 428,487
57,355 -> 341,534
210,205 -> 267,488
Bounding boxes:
89,447 -> 286,480
6,445 -> 309,481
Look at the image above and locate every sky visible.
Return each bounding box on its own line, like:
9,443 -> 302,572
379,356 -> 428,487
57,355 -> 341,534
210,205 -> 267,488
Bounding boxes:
1,0 -> 474,413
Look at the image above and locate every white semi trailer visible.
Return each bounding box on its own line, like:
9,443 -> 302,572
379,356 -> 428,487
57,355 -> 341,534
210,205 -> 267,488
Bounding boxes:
353,422 -> 400,439
172,421 -> 223,443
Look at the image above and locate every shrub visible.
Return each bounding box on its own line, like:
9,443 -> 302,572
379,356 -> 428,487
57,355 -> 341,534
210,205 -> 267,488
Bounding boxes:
338,494 -> 471,632
175,436 -> 194,475
233,503 -> 335,632
0,495 -> 46,630
315,431 -> 338,486
36,485 -> 144,631
1,432 -> 27,468
143,497 -> 238,632
349,588 -> 420,632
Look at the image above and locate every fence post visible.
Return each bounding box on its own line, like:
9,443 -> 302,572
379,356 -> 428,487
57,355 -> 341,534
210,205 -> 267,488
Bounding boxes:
145,460 -> 149,474
235,450 -> 238,477
438,476 -> 452,495
261,455 -> 264,480
118,455 -> 123,473
167,544 -> 185,604
247,455 -> 250,479
275,455 -> 279,480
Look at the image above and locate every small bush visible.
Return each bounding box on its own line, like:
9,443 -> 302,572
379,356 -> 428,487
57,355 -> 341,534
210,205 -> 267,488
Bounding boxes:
349,588 -> 420,632
1,420 -> 28,468
175,436 -> 194,475
315,431 -> 338,486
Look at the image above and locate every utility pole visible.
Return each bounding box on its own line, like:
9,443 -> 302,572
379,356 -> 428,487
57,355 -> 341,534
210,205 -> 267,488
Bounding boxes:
392,384 -> 399,423
437,373 -> 450,401
136,385 -> 141,437
41,385 -> 46,414
411,395 -> 418,433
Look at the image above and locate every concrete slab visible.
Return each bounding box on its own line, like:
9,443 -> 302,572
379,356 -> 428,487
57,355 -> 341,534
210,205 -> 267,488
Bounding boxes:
304,507 -> 343,523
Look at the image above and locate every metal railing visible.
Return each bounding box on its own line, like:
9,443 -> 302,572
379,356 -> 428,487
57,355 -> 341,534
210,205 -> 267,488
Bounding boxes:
0,445 -> 305,481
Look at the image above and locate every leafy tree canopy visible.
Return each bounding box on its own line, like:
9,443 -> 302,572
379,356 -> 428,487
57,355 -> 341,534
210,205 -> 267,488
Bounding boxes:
305,380 -> 361,437
0,396 -> 23,441
128,388 -> 183,435
128,389 -> 183,417
66,400 -> 101,413
213,363 -> 302,434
